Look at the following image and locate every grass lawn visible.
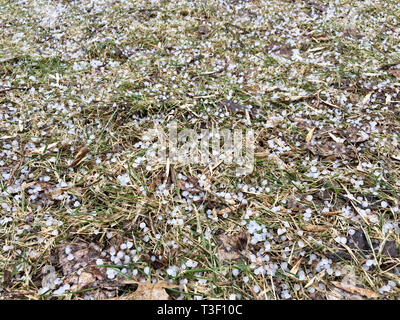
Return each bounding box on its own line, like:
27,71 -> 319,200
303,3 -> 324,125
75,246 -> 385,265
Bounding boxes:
0,0 -> 399,300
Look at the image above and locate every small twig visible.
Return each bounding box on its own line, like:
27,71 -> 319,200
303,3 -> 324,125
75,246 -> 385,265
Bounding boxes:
0,86 -> 31,93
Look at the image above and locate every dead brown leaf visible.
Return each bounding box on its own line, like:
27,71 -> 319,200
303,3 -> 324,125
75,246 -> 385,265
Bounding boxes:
218,204 -> 242,216
267,42 -> 293,56
326,286 -> 364,300
7,158 -> 23,185
69,145 -> 90,168
216,231 -> 248,262
382,241 -> 399,258
75,271 -> 96,291
3,270 -> 11,286
117,281 -> 177,300
198,24 -> 210,35
388,69 -> 400,79
331,281 -> 379,299
218,100 -> 261,116
344,126 -> 369,143
306,141 -> 355,159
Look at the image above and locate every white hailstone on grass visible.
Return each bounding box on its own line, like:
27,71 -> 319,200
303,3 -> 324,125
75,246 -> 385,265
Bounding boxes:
379,285 -> 391,294
96,259 -> 103,266
232,269 -> 240,276
277,228 -> 286,236
106,268 -> 116,279
117,173 -> 131,186
38,287 -> 50,294
381,201 -> 388,208
229,294 -> 236,300
67,254 -> 74,261
334,237 -> 347,244
166,265 -> 179,277
144,266 -> 150,275
365,259 -> 376,267
307,287 -> 316,293
53,284 -> 70,295
253,285 -> 260,294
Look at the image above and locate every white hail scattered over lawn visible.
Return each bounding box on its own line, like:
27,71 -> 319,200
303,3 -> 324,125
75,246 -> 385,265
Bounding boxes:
0,0 -> 399,299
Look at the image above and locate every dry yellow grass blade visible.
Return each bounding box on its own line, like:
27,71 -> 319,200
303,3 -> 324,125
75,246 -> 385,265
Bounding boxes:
301,225 -> 329,232
331,281 -> 379,299
322,210 -> 342,216
289,257 -> 303,276
328,132 -> 343,143
306,127 -> 315,143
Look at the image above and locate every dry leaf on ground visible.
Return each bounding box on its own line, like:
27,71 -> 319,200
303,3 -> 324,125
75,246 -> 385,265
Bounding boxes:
331,281 -> 379,299
69,145 -> 90,168
218,100 -> 262,116
216,231 -> 248,262
306,141 -> 355,159
117,281 -> 178,300
388,69 -> 400,79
